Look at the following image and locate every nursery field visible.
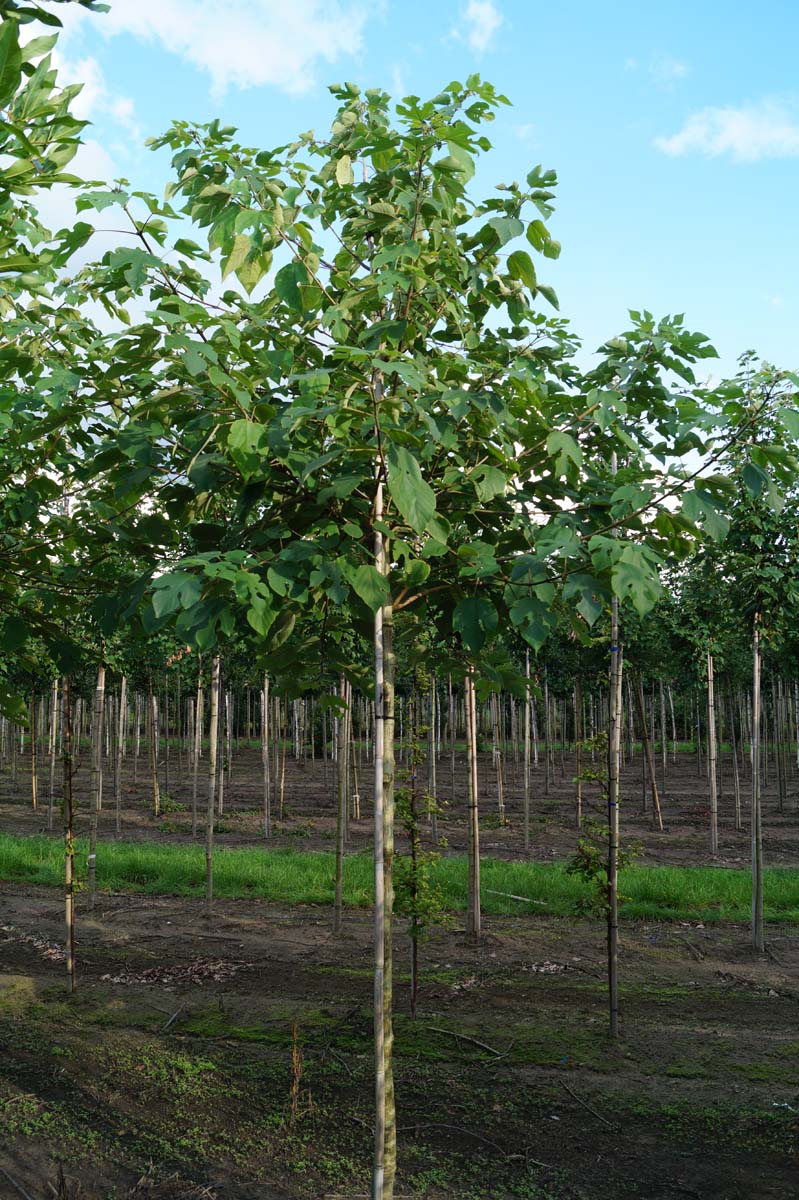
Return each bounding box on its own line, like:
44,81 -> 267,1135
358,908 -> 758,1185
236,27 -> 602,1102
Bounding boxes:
1,739 -> 797,868
2,883 -> 799,1200
2,745 -> 799,1198
3,5 -> 799,1199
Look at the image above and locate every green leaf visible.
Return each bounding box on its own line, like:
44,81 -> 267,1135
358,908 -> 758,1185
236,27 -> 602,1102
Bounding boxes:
453,595 -> 498,653
425,512 -> 450,547
563,573 -> 606,626
228,419 -> 266,481
432,140 -> 476,179
183,344 -> 206,377
275,261 -> 308,311
351,564 -> 391,612
267,608 -> 296,649
402,558 -> 431,587
76,190 -> 125,213
610,551 -> 662,617
0,21 -> 22,108
506,250 -> 537,291
236,252 -> 271,294
0,615 -> 27,652
778,406 -> 799,440
509,596 -> 558,650
742,462 -> 768,498
335,154 -> 355,186
246,596 -> 276,637
472,465 -> 506,502
222,233 -> 250,280
536,284 -> 559,310
0,681 -> 28,723
546,431 -> 581,476
485,216 -> 523,247
682,489 -> 729,541
576,591 -> 603,626
152,572 -> 202,619
21,34 -> 58,62
387,443 -> 436,534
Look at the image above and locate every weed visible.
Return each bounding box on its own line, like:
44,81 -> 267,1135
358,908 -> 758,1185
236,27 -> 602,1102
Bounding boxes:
2,832 -> 799,924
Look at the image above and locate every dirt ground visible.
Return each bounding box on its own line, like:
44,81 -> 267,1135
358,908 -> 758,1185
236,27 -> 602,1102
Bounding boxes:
1,745 -> 799,1198
0,740 -> 797,866
1,887 -> 799,1199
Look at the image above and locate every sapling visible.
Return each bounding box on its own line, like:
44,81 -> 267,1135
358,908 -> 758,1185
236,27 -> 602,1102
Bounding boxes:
394,684 -> 451,1019
566,730 -> 641,1035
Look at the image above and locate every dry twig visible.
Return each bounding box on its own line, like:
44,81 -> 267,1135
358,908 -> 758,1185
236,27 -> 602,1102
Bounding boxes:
559,1080 -> 616,1128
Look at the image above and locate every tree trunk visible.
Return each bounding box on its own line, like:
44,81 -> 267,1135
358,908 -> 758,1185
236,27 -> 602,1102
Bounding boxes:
47,678 -> 59,831
523,650 -> 531,852
490,692 -> 505,825
634,674 -> 663,831
707,652 -> 718,857
465,667 -> 481,940
728,693 -> 742,832
192,664 -> 203,838
62,676 -> 76,995
262,673 -> 271,839
87,664 -> 106,910
607,591 -> 623,1039
574,677 -> 582,829
751,620 -> 764,953
206,656 -> 220,913
149,681 -> 160,817
371,493 -> 396,1200
30,691 -> 37,811
428,672 -> 437,843
334,673 -> 348,935
115,676 -> 127,835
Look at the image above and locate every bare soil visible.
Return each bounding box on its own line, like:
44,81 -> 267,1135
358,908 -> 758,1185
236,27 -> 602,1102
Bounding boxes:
0,739 -> 797,866
1,887 -> 799,1199
1,745 -> 799,1197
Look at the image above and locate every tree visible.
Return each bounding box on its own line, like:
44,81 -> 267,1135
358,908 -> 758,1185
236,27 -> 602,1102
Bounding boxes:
5,18 -> 799,1183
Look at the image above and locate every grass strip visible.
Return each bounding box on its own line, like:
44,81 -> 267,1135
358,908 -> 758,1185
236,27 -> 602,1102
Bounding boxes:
1,833 -> 798,923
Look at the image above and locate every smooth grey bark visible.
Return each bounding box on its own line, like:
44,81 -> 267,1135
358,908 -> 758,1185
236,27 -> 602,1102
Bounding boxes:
707,652 -> 718,857
115,676 -> 127,835
523,650 -> 531,852
261,673 -> 271,839
47,678 -> 59,831
87,664 -> 106,910
607,491 -> 623,1041
192,664 -> 203,838
334,673 -> 348,935
62,676 -> 76,994
751,620 -> 764,952
465,668 -> 481,940
372,481 -> 396,1200
205,656 -> 220,913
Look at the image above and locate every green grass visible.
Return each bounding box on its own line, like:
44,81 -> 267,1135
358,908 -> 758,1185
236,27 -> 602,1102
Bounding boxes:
2,832 -> 799,923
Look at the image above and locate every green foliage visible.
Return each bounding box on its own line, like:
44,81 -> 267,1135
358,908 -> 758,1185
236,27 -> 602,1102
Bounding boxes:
0,7 -> 797,718
565,732 -> 641,916
567,819 -> 641,917
5,834 -> 799,923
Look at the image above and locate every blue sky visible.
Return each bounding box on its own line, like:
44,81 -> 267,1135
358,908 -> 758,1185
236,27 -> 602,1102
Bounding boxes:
49,0 -> 799,378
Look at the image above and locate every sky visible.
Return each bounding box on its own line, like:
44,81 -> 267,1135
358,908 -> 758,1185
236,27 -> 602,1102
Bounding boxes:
46,0 -> 799,380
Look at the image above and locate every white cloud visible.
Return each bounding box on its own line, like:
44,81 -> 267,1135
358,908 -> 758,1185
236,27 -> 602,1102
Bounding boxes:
86,0 -> 376,96
771,295 -> 784,308
649,55 -> 689,86
655,98 -> 799,162
391,64 -> 407,98
513,122 -> 535,142
454,0 -> 504,54
51,45 -> 142,142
